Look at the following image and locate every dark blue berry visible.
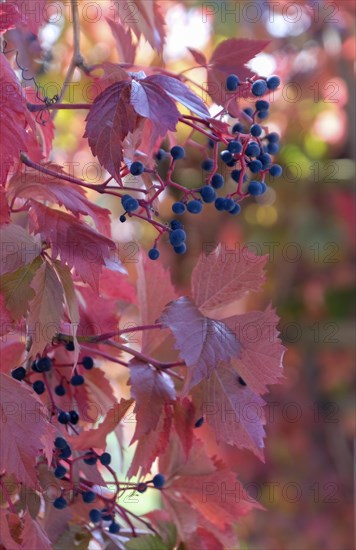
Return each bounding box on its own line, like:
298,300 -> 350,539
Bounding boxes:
11,367 -> 26,381
101,508 -> 112,521
57,411 -> 70,424
267,142 -> 280,155
229,203 -> 241,215
227,140 -> 242,154
238,376 -> 247,386
208,138 -> 215,149
82,356 -> 94,370
155,149 -> 167,161
260,182 -> 267,194
257,109 -> 269,120
215,197 -> 226,211
152,473 -> 165,488
220,150 -> 233,164
248,181 -> 264,196
69,410 -> 79,425
99,452 -> 112,466
266,75 -> 281,90
201,158 -> 214,172
249,160 -> 263,173
82,491 -> 96,503
137,483 -> 147,493
170,146 -> 185,160
38,357 -> 52,372
195,417 -> 204,428
200,185 -> 216,203
65,341 -> 75,351
269,164 -> 283,177
122,195 -> 139,213
54,465 -> 67,479
243,108 -> 254,118
148,248 -> 160,261
119,214 -> 126,223
267,132 -> 280,143
130,161 -> 144,176
89,509 -> 101,523
55,384 -> 66,396
173,243 -> 187,255
187,200 -> 203,214
109,521 -> 121,534
172,201 -> 185,215
170,220 -> 183,230
211,173 -> 224,189
169,229 -> 186,247
232,122 -> 244,133
250,124 -> 262,137
226,74 -> 240,91
224,198 -> 236,212
59,445 -> 72,459
70,374 -> 84,386
226,159 -> 236,167
32,380 -> 45,395
53,497 -> 67,510
84,453 -> 97,466
231,169 -> 241,182
252,79 -> 267,97
258,153 -> 272,168
245,142 -> 260,157
54,437 -> 68,450
255,100 -> 270,111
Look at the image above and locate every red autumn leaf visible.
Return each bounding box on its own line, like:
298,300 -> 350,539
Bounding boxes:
75,284 -> 119,338
191,244 -> 268,318
146,74 -> 210,119
0,372 -> 56,488
0,511 -> 21,549
0,186 -> 10,224
84,81 -> 137,182
0,223 -> 41,276
160,297 -> 240,391
0,3 -> 21,33
8,164 -> 111,236
0,293 -> 14,336
173,397 -> 195,459
106,17 -> 136,64
12,0 -> 47,35
24,88 -> 55,160
224,307 -> 286,394
196,364 -> 266,459
99,269 -> 136,303
114,0 -> 166,53
0,336 -> 25,373
129,360 -> 176,440
21,512 -> 51,550
29,201 -> 120,290
187,47 -> 207,66
68,398 -> 134,451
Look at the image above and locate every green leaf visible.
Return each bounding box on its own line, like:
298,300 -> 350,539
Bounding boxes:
125,534 -> 169,550
0,256 -> 43,319
54,524 -> 91,550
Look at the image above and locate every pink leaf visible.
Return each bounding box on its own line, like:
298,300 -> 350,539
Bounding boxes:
0,3 -> 21,33
187,47 -> 207,66
191,244 -> 268,317
129,360 -> 176,440
84,81 -> 137,182
21,512 -> 51,550
173,397 -> 195,459
12,0 -> 47,35
160,297 -> 240,391
106,17 -> 136,64
0,511 -> 21,549
114,0 -> 166,53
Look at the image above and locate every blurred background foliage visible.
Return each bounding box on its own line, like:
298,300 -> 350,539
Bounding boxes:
7,1 -> 355,548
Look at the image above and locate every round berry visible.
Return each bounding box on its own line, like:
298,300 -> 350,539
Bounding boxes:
260,182 -> 267,194
54,465 -> 67,479
101,508 -> 112,521
53,497 -> 67,510
250,124 -> 262,137
70,374 -> 84,386
32,380 -> 45,395
172,201 -> 185,215
170,219 -> 183,230
232,122 -> 244,133
252,79 -> 268,97
231,169 -> 241,183
173,243 -> 187,255
267,132 -> 280,143
214,197 -> 226,211
249,160 -> 263,173
89,509 -> 101,523
122,195 -> 139,213
207,138 -> 215,149
245,142 -> 260,157
258,153 -> 272,169
266,75 -> 281,90
65,341 -> 75,351
137,482 -> 147,493
200,185 -> 216,203
99,452 -> 111,466
269,164 -> 283,177
227,140 -> 242,154
152,473 -> 165,488
82,356 -> 94,370
187,200 -> 203,214
11,367 -> 26,381
224,198 -> 236,212
155,149 -> 167,161
226,74 -> 240,91
38,357 -> 52,372
83,453 -> 97,466
169,228 -> 186,247
119,214 -> 126,223
255,99 -> 270,111
243,107 -> 254,118
109,521 -> 121,534
170,145 -> 185,160
195,417 -> 204,428
257,109 -> 269,120
211,173 -> 224,189
55,384 -> 66,396
248,181 -> 264,196
201,158 -> 214,172
69,410 -> 79,425
57,411 -> 70,424
54,437 -> 68,450
267,142 -> 280,155
130,161 -> 144,176
148,248 -> 160,261
59,445 -> 72,459
229,203 -> 241,215
220,150 -> 233,164
82,491 -> 96,504
226,159 -> 236,167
